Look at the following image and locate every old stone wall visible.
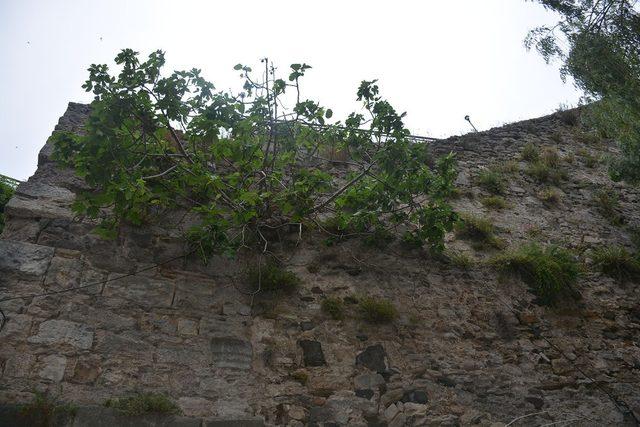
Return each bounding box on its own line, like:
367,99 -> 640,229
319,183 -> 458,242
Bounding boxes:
0,103 -> 639,426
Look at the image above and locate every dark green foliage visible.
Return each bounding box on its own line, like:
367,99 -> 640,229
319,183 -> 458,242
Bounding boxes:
593,189 -> 624,226
321,297 -> 345,320
557,108 -> 580,126
524,147 -> 567,185
592,245 -> 640,282
525,160 -> 567,185
527,1 -> 640,183
521,142 -> 540,162
247,262 -> 301,293
455,214 -> 504,249
290,370 -> 309,385
496,160 -> 520,174
52,50 -> 459,260
492,243 -> 581,306
363,227 -> 394,248
481,195 -> 508,210
105,393 -> 181,416
443,249 -> 474,269
577,148 -> 599,168
359,296 -> 396,323
537,188 -> 561,206
477,169 -> 506,194
540,147 -> 562,168
19,391 -> 77,427
0,176 -> 17,234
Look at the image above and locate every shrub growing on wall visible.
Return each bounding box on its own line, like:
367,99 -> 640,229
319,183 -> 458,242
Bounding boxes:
52,50 -> 458,259
0,176 -> 17,234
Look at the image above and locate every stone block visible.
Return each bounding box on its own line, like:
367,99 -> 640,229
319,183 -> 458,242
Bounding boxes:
401,389 -> 428,404
5,181 -> 76,219
177,318 -> 199,336
3,354 -> 36,378
28,319 -> 93,350
298,340 -> 326,367
354,373 -> 385,390
210,337 -> 252,370
355,344 -> 388,374
103,274 -> 174,308
0,240 -> 54,276
94,331 -> 154,361
384,403 -> 400,421
43,256 -> 81,290
156,342 -> 208,366
0,313 -> 33,339
38,355 -> 67,382
71,357 -> 101,384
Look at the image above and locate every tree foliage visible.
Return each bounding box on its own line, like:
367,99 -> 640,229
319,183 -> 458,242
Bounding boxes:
52,50 -> 458,259
526,0 -> 640,183
0,175 -> 18,234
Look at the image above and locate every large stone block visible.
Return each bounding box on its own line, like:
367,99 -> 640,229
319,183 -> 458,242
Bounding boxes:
0,240 -> 54,277
27,319 -> 93,350
103,274 -> 174,308
3,354 -> 36,378
156,342 -> 208,366
210,337 -> 253,370
93,331 -> 154,362
38,355 -> 67,382
0,313 -> 33,340
15,180 -> 75,202
298,340 -> 327,367
5,181 -> 75,220
355,344 -> 388,374
44,256 -> 82,290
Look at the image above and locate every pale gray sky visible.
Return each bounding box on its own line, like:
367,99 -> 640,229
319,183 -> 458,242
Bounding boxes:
0,0 -> 581,181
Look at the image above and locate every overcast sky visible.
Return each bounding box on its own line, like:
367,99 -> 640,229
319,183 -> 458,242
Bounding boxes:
0,0 -> 581,181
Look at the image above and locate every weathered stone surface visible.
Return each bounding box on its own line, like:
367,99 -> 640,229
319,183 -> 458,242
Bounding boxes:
1,105 -> 639,424
355,344 -> 388,374
103,274 -> 174,308
0,313 -> 33,339
3,354 -> 36,378
355,389 -> 374,399
94,331 -> 154,361
384,402 -> 400,421
38,355 -> 67,382
0,240 -> 54,276
28,319 -> 93,350
210,337 -> 253,370
353,372 -> 385,390
5,191 -> 74,219
177,396 -> 213,418
177,318 -> 199,336
298,340 -> 326,367
71,358 -> 101,384
401,389 -> 428,404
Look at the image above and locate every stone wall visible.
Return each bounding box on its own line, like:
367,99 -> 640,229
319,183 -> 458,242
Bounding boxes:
1,103 -> 639,426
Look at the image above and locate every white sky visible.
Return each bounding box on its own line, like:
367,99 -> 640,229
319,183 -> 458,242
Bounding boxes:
0,0 -> 581,181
